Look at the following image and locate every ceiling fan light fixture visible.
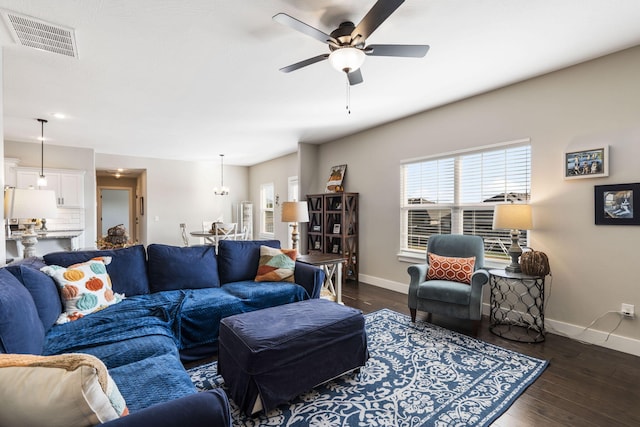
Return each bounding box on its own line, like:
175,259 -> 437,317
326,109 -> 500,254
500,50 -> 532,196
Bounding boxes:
329,47 -> 365,73
214,154 -> 230,196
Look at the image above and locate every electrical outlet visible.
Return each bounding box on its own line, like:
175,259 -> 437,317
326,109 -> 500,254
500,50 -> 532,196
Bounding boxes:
621,303 -> 635,318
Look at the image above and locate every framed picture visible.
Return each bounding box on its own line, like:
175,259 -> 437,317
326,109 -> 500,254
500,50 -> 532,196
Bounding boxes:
333,224 -> 341,234
564,146 -> 609,179
314,241 -> 321,250
326,164 -> 347,193
312,225 -> 321,232
594,183 -> 640,225
332,244 -> 340,254
140,196 -> 144,215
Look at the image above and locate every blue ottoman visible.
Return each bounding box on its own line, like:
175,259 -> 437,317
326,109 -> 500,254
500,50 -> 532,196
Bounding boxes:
218,299 -> 368,415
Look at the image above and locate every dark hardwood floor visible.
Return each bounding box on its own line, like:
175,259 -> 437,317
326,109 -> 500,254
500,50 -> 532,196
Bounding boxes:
342,281 -> 640,427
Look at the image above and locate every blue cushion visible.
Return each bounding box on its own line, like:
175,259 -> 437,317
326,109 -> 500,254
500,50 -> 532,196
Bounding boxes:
416,280 -> 472,305
44,245 -> 150,296
109,349 -> 197,412
147,244 -> 220,292
5,265 -> 62,332
177,287 -> 245,350
221,280 -> 309,311
217,240 -> 280,284
0,268 -> 45,354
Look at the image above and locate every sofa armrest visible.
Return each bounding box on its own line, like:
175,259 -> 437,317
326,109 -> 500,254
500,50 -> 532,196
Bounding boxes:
100,390 -> 231,427
294,262 -> 325,299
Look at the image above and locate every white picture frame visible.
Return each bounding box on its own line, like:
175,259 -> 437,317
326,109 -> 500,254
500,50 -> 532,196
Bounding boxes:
564,146 -> 609,180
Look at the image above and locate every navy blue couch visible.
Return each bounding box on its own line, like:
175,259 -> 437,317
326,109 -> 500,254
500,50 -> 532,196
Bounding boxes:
0,240 -> 324,426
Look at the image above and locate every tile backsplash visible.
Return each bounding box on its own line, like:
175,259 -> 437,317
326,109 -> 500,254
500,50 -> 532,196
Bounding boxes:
44,208 -> 85,230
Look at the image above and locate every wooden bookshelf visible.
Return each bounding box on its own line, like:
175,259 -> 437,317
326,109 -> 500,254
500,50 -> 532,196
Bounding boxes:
306,192 -> 358,282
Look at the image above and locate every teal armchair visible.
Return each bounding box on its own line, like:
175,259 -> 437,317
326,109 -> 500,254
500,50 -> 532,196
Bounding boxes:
407,234 -> 489,333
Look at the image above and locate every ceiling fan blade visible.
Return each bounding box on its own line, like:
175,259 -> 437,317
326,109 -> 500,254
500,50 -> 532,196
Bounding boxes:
273,13 -> 337,45
279,54 -> 329,73
351,0 -> 405,42
365,44 -> 430,57
348,69 -> 364,86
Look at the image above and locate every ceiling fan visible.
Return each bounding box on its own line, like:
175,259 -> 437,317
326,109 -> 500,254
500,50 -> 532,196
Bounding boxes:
273,0 -> 429,86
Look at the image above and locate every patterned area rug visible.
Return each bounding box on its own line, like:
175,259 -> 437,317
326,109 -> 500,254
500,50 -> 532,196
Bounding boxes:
188,309 -> 548,426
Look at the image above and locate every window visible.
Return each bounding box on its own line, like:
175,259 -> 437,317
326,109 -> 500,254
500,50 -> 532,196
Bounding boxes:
260,183 -> 275,236
401,140 -> 531,260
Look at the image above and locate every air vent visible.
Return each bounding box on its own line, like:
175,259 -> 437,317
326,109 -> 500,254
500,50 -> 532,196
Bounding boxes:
1,10 -> 78,58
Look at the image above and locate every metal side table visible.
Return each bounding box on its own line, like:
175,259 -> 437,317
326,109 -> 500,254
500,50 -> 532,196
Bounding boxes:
489,269 -> 545,343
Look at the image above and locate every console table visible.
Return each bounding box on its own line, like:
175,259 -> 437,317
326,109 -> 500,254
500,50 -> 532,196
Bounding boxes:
297,253 -> 345,304
488,269 -> 546,343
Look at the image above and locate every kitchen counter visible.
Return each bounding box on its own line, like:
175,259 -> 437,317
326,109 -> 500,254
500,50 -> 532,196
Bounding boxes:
5,230 -> 84,259
6,230 -> 84,240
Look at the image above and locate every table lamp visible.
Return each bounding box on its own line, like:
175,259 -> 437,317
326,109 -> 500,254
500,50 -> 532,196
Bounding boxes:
5,188 -> 57,258
492,203 -> 533,273
281,201 -> 309,251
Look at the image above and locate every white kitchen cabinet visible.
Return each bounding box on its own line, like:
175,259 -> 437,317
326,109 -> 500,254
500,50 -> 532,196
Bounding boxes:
15,168 -> 85,208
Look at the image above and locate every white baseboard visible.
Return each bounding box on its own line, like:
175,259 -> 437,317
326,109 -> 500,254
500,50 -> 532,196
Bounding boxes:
359,274 -> 640,358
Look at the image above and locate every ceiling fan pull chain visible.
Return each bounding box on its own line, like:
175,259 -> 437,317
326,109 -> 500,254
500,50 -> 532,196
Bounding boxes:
345,73 -> 351,114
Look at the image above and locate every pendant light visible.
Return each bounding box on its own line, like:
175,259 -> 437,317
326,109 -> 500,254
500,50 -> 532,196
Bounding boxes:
36,118 -> 48,187
214,154 -> 229,196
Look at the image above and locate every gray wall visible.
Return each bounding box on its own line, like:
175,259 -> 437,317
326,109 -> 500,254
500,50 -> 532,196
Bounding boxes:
310,45 -> 640,354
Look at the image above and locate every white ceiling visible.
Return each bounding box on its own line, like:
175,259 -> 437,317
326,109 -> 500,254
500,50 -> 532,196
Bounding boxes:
1,0 -> 640,166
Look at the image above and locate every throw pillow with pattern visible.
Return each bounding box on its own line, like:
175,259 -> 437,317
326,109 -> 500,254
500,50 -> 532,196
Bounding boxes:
41,257 -> 124,324
426,253 -> 476,284
255,245 -> 297,283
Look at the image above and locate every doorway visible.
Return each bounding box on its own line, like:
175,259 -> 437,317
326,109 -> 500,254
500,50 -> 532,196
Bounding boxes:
96,171 -> 143,244
99,188 -> 131,237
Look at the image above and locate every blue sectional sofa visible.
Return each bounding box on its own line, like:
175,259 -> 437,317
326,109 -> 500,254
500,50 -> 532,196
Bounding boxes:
0,240 -> 324,426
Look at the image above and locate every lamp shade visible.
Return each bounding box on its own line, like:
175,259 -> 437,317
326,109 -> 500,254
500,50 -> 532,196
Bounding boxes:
328,47 -> 365,73
281,201 -> 309,223
7,189 -> 58,220
493,203 -> 533,230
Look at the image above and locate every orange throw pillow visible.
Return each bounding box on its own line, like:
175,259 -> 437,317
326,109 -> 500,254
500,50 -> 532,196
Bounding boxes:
426,253 -> 476,284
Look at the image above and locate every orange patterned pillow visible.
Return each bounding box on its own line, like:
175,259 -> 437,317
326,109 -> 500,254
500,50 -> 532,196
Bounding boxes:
426,253 -> 476,284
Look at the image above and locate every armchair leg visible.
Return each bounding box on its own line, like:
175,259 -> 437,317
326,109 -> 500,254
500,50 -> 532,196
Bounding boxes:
410,308 -> 416,322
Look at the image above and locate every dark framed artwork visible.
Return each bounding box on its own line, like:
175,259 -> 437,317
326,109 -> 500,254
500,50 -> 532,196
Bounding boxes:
594,183 -> 640,225
564,146 -> 608,179
140,196 -> 144,216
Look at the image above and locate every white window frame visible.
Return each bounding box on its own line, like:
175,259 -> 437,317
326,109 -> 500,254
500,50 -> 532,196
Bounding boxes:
399,139 -> 531,264
260,182 -> 275,238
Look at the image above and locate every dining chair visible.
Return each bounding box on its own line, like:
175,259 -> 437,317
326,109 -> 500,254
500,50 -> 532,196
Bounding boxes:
179,223 -> 189,247
213,222 -> 238,242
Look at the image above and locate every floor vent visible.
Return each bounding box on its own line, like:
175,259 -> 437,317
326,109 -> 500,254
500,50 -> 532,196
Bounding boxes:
1,10 -> 78,58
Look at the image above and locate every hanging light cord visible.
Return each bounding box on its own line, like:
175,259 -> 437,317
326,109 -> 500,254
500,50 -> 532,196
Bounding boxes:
345,73 -> 351,115
220,154 -> 224,188
40,121 -> 44,176
37,118 -> 48,178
